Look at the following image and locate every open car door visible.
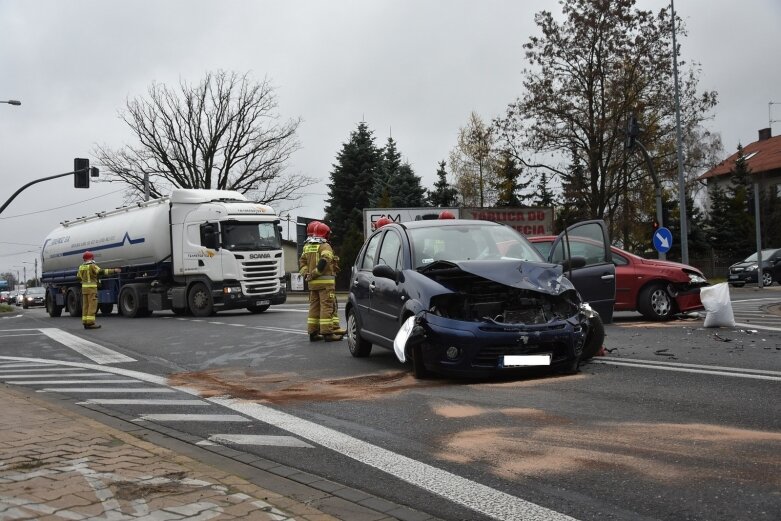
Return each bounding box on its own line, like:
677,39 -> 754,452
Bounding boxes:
548,220 -> 616,323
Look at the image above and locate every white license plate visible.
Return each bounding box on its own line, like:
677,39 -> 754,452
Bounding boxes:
728,275 -> 738,279
256,300 -> 270,306
503,354 -> 551,367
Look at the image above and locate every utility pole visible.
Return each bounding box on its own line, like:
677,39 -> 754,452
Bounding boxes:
671,0 -> 689,265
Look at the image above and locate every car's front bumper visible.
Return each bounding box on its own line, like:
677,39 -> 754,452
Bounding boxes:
728,271 -> 758,284
414,312 -> 587,377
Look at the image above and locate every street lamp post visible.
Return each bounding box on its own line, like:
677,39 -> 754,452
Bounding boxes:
1,100 -> 21,106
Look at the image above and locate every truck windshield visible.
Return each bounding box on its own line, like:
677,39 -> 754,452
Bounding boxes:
222,222 -> 281,251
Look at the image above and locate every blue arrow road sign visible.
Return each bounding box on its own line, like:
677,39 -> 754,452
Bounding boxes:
653,226 -> 673,253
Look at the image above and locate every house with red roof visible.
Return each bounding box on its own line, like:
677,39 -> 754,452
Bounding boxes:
699,128 -> 781,195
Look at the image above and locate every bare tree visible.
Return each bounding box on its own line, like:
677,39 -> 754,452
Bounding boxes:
449,112 -> 497,208
94,70 -> 315,205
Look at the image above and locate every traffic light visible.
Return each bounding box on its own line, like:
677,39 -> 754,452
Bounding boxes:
74,158 -> 89,188
625,114 -> 640,150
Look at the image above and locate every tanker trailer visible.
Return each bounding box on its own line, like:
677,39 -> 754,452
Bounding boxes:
41,189 -> 286,318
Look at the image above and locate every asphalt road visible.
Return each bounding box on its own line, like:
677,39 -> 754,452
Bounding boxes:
1,286 -> 779,521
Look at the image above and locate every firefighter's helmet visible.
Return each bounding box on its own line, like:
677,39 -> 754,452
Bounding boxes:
82,251 -> 94,261
439,210 -> 456,219
313,222 -> 331,239
306,220 -> 321,236
374,217 -> 393,230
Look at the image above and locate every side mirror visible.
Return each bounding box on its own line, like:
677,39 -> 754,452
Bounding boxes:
372,264 -> 397,281
561,255 -> 587,271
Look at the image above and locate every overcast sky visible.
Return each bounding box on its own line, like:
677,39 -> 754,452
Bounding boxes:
1,0 -> 780,282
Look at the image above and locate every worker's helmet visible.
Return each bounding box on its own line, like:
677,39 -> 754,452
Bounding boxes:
438,210 -> 456,219
313,222 -> 331,239
306,220 -> 321,236
82,251 -> 94,261
374,217 -> 393,230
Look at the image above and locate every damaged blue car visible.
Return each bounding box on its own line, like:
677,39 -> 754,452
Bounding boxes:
345,219 -> 613,378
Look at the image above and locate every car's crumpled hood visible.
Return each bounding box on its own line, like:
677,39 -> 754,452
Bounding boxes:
420,259 -> 576,295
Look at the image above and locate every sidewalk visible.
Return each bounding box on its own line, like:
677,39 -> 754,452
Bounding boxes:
0,385 -> 435,521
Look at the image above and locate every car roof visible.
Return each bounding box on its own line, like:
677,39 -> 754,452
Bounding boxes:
396,218 -> 505,230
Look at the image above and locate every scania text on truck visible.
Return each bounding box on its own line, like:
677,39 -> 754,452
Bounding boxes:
41,189 -> 286,318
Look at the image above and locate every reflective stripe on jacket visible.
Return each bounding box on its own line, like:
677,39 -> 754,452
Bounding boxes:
299,242 -> 337,289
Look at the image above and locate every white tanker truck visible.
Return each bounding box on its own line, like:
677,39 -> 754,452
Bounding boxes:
41,189 -> 286,318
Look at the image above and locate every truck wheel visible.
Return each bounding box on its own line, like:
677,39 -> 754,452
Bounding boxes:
188,283 -> 214,317
99,303 -> 114,315
46,292 -> 63,318
66,289 -> 82,318
246,304 -> 270,314
119,287 -> 141,318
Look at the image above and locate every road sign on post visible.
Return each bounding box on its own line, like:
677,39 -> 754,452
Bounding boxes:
653,226 -> 673,254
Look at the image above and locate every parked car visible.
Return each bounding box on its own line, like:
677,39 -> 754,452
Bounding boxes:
0,291 -> 9,304
728,248 -> 781,287
529,237 -> 707,321
22,287 -> 46,309
345,219 -> 613,378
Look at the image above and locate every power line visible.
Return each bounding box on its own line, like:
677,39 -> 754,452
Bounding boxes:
0,188 -> 126,220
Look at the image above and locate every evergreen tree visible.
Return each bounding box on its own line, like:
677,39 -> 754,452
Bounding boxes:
494,150 -> 527,207
705,183 -> 737,261
428,160 -> 459,207
725,145 -> 755,257
388,162 -> 428,207
370,137 -> 402,207
555,148 -> 591,232
324,122 -> 382,288
531,170 -> 557,208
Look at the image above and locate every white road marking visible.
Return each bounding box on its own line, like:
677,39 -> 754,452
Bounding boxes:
39,328 -> 135,364
40,387 -> 175,393
208,397 -> 578,521
0,372 -> 123,378
597,357 -> 781,376
733,321 -> 781,332
201,434 -> 313,448
0,363 -> 53,368
77,399 -> 207,405
135,414 -> 250,422
592,359 -> 781,381
0,333 -> 43,338
0,367 -> 89,373
10,379 -> 139,385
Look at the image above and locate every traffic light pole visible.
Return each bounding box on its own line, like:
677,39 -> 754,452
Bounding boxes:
0,169 -> 89,215
633,141 -> 665,260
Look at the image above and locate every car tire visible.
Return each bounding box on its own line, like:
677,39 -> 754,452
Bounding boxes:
346,308 -> 372,357
188,282 -> 214,317
761,272 -> 773,287
22,303 -> 28,309
411,343 -> 430,379
581,314 -> 605,361
246,304 -> 270,314
638,283 -> 674,321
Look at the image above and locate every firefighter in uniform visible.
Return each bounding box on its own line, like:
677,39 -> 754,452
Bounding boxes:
77,251 -> 121,329
299,222 -> 343,342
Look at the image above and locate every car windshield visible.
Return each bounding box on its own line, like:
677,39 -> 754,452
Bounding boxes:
742,249 -> 779,262
409,223 -> 543,268
221,221 -> 281,251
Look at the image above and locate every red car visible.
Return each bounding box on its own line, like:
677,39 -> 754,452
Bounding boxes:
529,237 -> 707,321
